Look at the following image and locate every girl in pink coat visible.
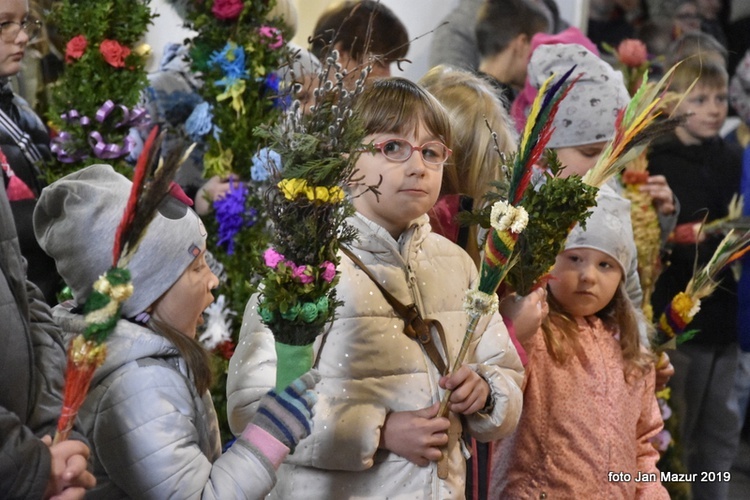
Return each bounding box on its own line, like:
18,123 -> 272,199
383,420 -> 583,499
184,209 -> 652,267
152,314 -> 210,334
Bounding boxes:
490,190 -> 669,499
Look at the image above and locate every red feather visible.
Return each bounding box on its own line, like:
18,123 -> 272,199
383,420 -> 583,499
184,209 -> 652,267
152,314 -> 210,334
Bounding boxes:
112,126 -> 160,265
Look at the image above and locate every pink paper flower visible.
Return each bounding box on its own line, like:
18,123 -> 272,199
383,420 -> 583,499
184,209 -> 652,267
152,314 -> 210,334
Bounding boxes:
616,39 -> 648,68
263,248 -> 285,268
212,0 -> 244,21
99,39 -> 131,68
292,264 -> 314,284
258,26 -> 284,50
320,261 -> 336,282
65,35 -> 87,64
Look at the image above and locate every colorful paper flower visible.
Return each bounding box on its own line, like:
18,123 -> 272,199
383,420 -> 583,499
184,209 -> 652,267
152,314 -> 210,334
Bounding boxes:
259,26 -> 284,50
320,261 -> 336,283
99,39 -> 131,68
616,39 -> 648,68
211,0 -> 244,21
251,148 -> 280,182
263,248 -> 285,268
185,102 -> 214,142
65,35 -> 87,63
213,178 -> 258,254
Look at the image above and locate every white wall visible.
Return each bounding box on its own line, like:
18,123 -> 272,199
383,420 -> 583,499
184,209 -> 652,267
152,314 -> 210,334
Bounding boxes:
143,0 -> 196,73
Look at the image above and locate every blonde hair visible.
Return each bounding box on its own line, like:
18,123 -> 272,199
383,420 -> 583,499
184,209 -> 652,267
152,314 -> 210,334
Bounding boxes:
542,282 -> 654,380
354,77 -> 452,147
670,56 -> 728,94
420,65 -> 517,263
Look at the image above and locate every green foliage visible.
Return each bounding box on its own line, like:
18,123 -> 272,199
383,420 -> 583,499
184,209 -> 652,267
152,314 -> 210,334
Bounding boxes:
461,149 -> 598,296
507,172 -> 598,296
46,0 -> 154,179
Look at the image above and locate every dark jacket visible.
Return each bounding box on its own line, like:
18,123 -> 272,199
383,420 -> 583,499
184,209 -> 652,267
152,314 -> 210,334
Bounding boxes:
0,178 -> 69,499
0,81 -> 60,304
647,134 -> 743,345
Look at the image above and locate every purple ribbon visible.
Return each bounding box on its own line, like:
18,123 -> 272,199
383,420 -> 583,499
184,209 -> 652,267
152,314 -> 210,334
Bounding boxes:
88,131 -> 135,160
61,109 -> 91,126
51,132 -> 86,163
55,101 -> 149,161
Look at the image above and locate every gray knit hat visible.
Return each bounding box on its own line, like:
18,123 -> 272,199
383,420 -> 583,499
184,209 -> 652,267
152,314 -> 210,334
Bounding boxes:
34,164 -> 206,317
528,43 -> 630,148
565,187 -> 635,275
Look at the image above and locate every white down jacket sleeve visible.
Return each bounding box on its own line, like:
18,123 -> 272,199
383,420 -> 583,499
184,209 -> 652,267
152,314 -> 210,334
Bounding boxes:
94,362 -> 277,499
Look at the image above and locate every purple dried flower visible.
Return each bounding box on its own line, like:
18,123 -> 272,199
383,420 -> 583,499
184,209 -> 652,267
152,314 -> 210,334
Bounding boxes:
214,178 -> 257,254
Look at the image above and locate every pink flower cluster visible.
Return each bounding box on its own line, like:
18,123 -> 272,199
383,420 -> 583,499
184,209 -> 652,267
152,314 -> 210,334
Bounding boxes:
263,248 -> 336,283
258,26 -> 284,50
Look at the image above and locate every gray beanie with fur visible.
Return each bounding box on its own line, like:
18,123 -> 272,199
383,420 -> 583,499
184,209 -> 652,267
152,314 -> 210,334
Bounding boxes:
528,43 -> 630,149
34,164 -> 206,317
565,187 -> 636,275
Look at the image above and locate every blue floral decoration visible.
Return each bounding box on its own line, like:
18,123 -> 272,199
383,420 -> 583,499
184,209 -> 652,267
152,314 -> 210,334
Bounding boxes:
251,148 -> 281,182
214,178 -> 258,255
185,102 -> 214,142
209,42 -> 248,81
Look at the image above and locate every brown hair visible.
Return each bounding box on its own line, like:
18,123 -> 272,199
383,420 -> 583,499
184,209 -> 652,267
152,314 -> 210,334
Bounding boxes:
354,77 -> 452,148
420,65 -> 517,264
311,0 -> 409,64
147,317 -> 213,395
542,282 -> 654,380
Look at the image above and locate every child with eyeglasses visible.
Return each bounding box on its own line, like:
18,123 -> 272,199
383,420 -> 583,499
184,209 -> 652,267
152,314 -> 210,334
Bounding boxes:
226,77 -> 524,499
0,0 -> 59,305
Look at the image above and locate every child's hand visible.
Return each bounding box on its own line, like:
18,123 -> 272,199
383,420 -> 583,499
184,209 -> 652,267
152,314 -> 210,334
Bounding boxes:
439,365 -> 491,415
499,287 -> 548,346
195,175 -> 234,215
640,175 -> 676,215
379,402 -> 449,466
41,435 -> 96,500
655,351 -> 675,391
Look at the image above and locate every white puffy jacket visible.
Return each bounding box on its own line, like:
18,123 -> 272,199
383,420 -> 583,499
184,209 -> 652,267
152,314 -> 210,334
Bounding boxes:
227,213 -> 524,499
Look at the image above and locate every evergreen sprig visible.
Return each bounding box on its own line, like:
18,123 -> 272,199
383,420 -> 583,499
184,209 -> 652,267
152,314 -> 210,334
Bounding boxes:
46,0 -> 154,178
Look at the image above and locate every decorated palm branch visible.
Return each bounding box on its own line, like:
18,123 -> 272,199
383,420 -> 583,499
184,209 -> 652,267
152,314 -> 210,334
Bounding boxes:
54,127 -> 188,443
437,69 -> 578,417
253,49 -> 378,391
582,66 -> 681,188
652,229 -> 750,352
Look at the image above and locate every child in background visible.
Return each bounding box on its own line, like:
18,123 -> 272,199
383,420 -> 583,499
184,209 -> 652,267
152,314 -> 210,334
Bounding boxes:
309,0 -> 408,84
34,164 -> 318,499
0,0 -> 60,304
420,65 -> 516,267
421,65 -> 547,500
226,77 -> 524,499
647,55 -> 743,500
490,190 -> 669,499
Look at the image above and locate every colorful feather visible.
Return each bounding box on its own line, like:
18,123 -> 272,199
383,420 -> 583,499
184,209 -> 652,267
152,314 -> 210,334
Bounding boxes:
582,63 -> 679,188
509,66 -> 579,204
